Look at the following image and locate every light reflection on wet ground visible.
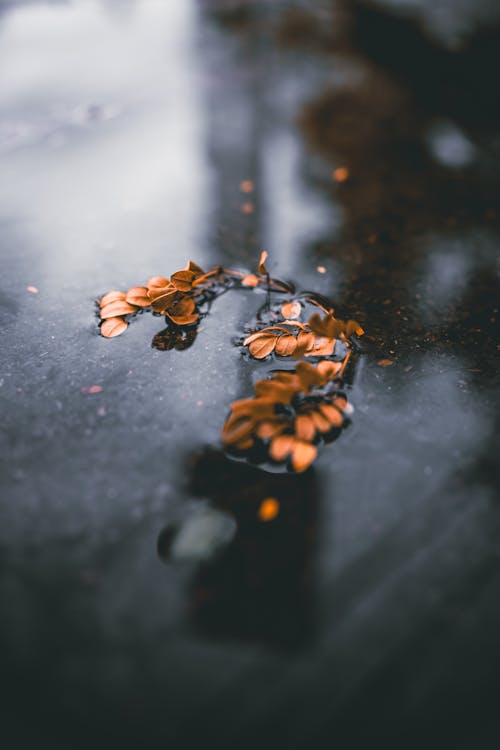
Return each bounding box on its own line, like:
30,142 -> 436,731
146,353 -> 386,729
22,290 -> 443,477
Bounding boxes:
1,1 -> 500,748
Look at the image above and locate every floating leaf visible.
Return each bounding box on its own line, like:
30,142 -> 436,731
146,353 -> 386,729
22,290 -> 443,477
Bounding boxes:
186,260 -> 204,274
147,276 -> 169,289
316,360 -> 342,380
305,336 -> 335,357
100,290 -> 125,307
101,316 -> 128,338
291,441 -> 317,472
149,285 -> 178,313
269,434 -> 295,462
318,403 -> 344,427
100,300 -> 138,319
126,286 -> 150,307
257,250 -> 268,276
170,270 -> 195,292
255,420 -> 287,439
378,359 -> 394,367
294,414 -> 316,442
281,300 -> 302,319
221,415 -> 254,446
248,335 -> 277,359
166,296 -> 198,325
309,410 -> 332,433
275,335 -> 297,357
241,274 -> 260,288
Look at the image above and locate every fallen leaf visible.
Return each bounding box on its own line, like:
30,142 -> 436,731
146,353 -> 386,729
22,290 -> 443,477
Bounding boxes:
378,359 -> 394,367
281,300 -> 302,319
255,420 -> 287,439
316,360 -> 342,380
126,286 -> 150,307
257,250 -> 268,276
305,336 -> 335,357
241,274 -> 260,287
166,296 -> 198,325
100,300 -> 138,319
275,334 -> 297,356
149,285 -> 178,313
291,440 -> 317,472
186,260 -> 204,274
309,410 -> 332,433
221,416 -> 254,445
249,335 -> 277,359
100,290 -> 125,307
295,414 -> 316,442
318,403 -> 343,427
147,276 -> 169,289
170,270 -> 195,292
269,434 -> 295,462
346,319 -> 364,337
101,316 -> 128,338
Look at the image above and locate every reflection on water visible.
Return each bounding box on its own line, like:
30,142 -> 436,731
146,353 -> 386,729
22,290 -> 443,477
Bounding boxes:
176,448 -> 319,649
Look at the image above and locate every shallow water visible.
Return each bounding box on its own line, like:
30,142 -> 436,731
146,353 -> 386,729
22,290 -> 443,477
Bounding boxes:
1,2 -> 500,748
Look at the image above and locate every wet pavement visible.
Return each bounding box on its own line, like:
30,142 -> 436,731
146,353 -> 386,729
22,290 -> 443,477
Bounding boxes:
1,1 -> 500,748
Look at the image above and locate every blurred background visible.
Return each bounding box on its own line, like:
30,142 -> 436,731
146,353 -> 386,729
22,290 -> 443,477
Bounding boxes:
1,1 -> 499,748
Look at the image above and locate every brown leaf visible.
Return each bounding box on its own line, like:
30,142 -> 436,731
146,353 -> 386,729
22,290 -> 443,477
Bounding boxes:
149,285 -> 178,313
221,416 -> 254,446
234,437 -> 255,450
332,396 -> 353,415
147,276 -> 169,289
281,301 -> 302,319
305,336 -> 335,357
291,440 -> 317,472
186,260 -> 204,274
100,300 -> 138,319
257,250 -> 268,276
230,397 -> 277,420
170,270 -> 195,292
254,379 -> 297,403
309,410 -> 332,433
275,334 -> 298,357
316,360 -> 342,380
255,420 -> 288,440
377,359 -> 394,367
100,290 -> 126,307
241,274 -> 260,288
295,414 -> 316,442
318,403 -> 344,427
101,316 -> 128,338
294,332 -> 315,358
269,434 -> 295,462
166,296 -> 198,325
125,286 -> 150,307
296,362 -> 324,391
346,319 -> 364,337
249,335 -> 277,359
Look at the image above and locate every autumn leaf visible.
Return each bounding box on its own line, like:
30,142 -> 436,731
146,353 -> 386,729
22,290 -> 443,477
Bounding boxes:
275,334 -> 298,356
100,290 -> 125,307
269,434 -> 295,462
248,335 -> 277,359
170,270 -> 195,292
281,300 -> 302,319
241,274 -> 260,288
126,286 -> 150,308
100,300 -> 138,319
257,250 -> 268,276
101,316 -> 128,338
291,440 -> 317,472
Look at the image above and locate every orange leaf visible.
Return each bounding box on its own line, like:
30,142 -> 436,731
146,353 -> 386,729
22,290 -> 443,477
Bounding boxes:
255,420 -> 288,439
241,274 -> 259,288
165,296 -> 197,325
318,403 -> 343,427
101,316 -> 128,338
221,416 -> 254,446
309,410 -> 332,433
254,379 -> 297,403
295,414 -> 316,442
269,434 -> 295,462
291,440 -> 317,472
125,286 -> 150,307
258,497 -> 280,522
100,300 -> 138,319
316,360 -> 342,381
346,319 -> 364,337
294,332 -> 315,358
275,334 -> 298,357
296,362 -> 324,391
257,250 -> 268,276
281,301 -> 302,319
248,335 -> 277,359
149,285 -> 178,313
147,276 -> 169,289
305,336 -> 335,357
170,270 -> 195,292
186,260 -> 204,274
378,359 -> 394,367
230,397 -> 277,420
100,290 -> 125,307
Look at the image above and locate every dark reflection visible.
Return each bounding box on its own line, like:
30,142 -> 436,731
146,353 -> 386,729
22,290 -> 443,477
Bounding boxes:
159,448 -> 320,649
151,324 -> 198,352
